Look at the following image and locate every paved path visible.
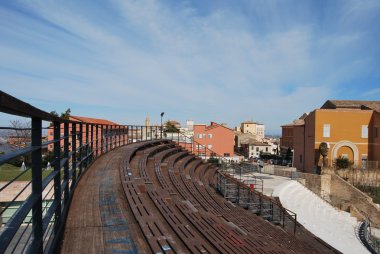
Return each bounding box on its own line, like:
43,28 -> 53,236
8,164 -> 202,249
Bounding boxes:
60,145 -> 147,254
230,172 -> 291,196
273,181 -> 369,254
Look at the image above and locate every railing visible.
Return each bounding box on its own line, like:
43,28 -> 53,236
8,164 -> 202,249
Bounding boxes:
216,163 -> 298,234
220,163 -> 263,193
359,218 -> 380,254
0,90 -> 230,253
162,130 -> 225,163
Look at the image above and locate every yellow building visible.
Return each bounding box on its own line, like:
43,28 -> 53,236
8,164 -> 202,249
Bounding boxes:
289,100 -> 380,173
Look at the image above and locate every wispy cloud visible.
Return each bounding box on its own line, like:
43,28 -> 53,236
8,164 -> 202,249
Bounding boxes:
0,0 -> 379,133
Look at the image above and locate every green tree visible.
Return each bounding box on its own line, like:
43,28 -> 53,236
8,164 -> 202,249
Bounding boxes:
50,110 -> 59,117
336,156 -> 351,169
60,108 -> 71,119
164,120 -> 179,132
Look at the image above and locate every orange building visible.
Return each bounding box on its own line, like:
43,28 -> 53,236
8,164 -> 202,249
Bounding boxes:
287,100 -> 380,173
193,122 -> 234,157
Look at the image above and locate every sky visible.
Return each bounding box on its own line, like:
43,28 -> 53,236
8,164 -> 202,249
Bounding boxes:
1,0 -> 380,134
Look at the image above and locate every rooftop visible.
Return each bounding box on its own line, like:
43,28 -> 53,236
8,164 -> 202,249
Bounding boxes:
70,115 -> 118,125
321,100 -> 380,112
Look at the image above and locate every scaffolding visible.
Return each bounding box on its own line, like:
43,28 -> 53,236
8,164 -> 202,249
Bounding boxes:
216,167 -> 297,233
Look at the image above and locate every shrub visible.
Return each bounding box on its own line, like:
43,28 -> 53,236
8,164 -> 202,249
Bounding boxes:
336,156 -> 351,169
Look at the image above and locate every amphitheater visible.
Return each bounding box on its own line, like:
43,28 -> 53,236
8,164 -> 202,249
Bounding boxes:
59,140 -> 340,253
2,91 -> 370,254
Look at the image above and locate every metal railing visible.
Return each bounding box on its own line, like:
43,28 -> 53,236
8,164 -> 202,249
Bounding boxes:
359,218 -> 380,254
220,163 -> 263,193
216,163 -> 298,234
0,90 -> 229,253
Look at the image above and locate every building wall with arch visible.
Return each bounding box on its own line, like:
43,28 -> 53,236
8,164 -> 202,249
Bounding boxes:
292,108 -> 377,173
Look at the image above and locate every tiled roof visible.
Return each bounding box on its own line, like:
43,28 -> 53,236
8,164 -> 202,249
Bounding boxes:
321,100 -> 380,112
70,116 -> 118,125
241,140 -> 271,146
203,122 -> 233,131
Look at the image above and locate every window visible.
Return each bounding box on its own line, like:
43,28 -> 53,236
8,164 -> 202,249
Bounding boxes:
196,144 -> 205,150
224,153 -> 230,157
197,134 -> 203,139
361,125 -> 368,138
265,147 -> 268,152
362,154 -> 367,169
208,134 -> 213,139
323,124 -> 330,138
203,134 -> 206,138
208,144 -> 212,149
256,147 -> 259,152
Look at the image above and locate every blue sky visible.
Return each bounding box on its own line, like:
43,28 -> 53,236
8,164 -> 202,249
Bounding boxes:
1,0 -> 380,134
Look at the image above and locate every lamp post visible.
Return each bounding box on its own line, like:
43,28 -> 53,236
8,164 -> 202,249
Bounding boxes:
160,112 -> 164,139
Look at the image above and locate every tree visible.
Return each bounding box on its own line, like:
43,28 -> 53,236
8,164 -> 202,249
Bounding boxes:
8,120 -> 31,148
50,110 -> 59,117
336,156 -> 351,169
164,120 -> 179,132
285,147 -> 293,161
60,108 -> 71,119
49,108 -> 71,119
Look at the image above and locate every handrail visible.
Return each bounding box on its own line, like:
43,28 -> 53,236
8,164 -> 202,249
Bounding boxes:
216,165 -> 298,234
0,90 -> 233,253
359,218 -> 380,254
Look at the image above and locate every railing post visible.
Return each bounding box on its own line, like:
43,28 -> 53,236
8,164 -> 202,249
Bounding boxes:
85,124 -> 89,168
90,124 -> 94,162
123,126 -> 126,145
95,125 -> 99,158
113,126 -> 115,148
79,123 -> 83,176
53,121 -> 62,237
106,125 -> 109,152
63,122 -> 69,205
71,123 -> 77,189
100,125 -> 104,155
131,126 -> 134,143
111,125 -> 113,149
30,117 -> 43,253
119,126 -> 121,147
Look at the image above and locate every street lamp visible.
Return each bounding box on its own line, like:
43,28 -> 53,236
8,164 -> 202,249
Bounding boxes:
160,112 -> 164,139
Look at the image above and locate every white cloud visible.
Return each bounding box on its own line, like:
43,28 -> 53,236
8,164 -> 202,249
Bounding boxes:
1,0 -> 379,133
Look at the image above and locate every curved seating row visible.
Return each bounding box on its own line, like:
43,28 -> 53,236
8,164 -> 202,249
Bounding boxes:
120,140 -> 339,254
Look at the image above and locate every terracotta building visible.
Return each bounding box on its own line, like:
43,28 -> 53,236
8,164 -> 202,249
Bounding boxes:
284,100 -> 380,173
193,122 -> 234,157
47,116 -> 118,152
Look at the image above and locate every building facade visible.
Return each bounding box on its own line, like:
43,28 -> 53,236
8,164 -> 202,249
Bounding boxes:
240,121 -> 265,140
287,100 -> 380,173
240,141 -> 272,158
193,122 -> 234,157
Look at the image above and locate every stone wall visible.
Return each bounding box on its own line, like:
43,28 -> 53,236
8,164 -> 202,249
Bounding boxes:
297,172 -> 322,196
297,172 -> 380,227
335,168 -> 380,187
329,174 -> 380,226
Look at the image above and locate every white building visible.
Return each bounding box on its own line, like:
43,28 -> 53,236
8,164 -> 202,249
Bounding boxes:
241,140 -> 273,158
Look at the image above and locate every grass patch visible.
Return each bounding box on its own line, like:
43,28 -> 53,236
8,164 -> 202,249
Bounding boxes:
0,163 -> 53,181
356,185 -> 380,204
